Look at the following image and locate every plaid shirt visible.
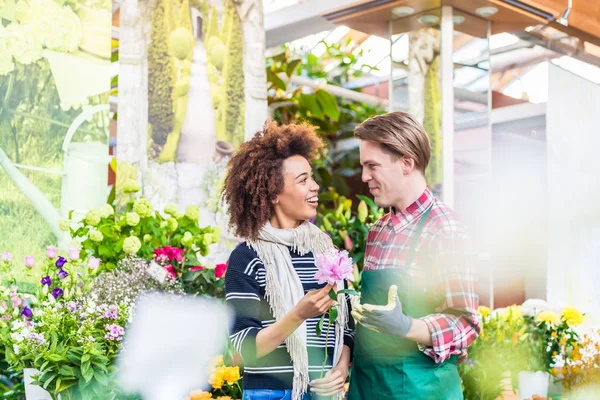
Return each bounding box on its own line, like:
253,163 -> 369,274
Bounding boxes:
363,187 -> 480,363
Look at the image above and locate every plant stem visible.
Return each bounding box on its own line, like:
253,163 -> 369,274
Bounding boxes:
320,318 -> 331,378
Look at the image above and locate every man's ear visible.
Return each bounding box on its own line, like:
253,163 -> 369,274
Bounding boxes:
401,157 -> 415,175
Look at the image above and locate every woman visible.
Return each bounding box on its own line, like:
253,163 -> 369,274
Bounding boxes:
223,122 -> 354,400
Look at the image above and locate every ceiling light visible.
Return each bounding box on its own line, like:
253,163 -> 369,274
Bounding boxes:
417,15 -> 440,25
392,6 -> 415,17
475,6 -> 498,17
556,0 -> 572,26
453,15 -> 465,25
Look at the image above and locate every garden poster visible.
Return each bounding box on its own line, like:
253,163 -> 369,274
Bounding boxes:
140,0 -> 266,263
0,0 -> 112,263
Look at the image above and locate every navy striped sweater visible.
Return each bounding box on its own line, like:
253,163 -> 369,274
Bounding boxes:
225,243 -> 355,390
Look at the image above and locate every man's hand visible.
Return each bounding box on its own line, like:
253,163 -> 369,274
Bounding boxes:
354,295 -> 413,337
309,364 -> 348,396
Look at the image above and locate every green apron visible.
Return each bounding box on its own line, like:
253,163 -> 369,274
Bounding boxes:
348,206 -> 463,400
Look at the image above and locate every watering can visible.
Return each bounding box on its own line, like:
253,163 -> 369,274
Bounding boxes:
0,104 -> 111,244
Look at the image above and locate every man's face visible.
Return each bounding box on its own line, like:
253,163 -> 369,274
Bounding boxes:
359,140 -> 407,209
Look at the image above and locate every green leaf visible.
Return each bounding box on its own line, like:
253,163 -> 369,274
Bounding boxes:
328,289 -> 338,301
329,306 -> 338,323
338,289 -> 360,297
81,354 -> 91,363
59,365 -> 76,377
299,94 -> 324,120
57,378 -> 76,393
316,314 -> 325,336
286,59 -> 301,77
315,90 -> 340,121
94,370 -> 109,386
47,353 -> 65,362
81,361 -> 93,383
42,374 -> 56,390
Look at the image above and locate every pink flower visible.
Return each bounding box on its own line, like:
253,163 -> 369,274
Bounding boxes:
164,265 -> 176,280
68,247 -> 80,261
10,294 -> 21,308
46,246 -> 57,259
154,246 -> 183,262
164,246 -> 183,262
88,257 -> 101,270
215,263 -> 227,278
189,266 -> 204,271
1,252 -> 12,262
24,256 -> 35,268
314,249 -> 354,285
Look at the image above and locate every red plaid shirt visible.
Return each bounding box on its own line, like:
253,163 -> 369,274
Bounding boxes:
364,187 -> 480,363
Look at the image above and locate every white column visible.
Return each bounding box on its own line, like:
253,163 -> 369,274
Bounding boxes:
440,6 -> 454,207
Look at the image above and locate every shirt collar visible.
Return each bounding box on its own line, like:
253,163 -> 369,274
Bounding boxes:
389,186 -> 434,233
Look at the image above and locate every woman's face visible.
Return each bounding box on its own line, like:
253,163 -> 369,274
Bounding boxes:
271,155 -> 320,228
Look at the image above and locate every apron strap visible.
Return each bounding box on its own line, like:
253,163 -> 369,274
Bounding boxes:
405,204 -> 433,268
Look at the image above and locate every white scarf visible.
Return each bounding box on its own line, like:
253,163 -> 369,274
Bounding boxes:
248,221 -> 348,400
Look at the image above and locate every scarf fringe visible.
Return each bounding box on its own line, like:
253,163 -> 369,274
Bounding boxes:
249,222 -> 346,400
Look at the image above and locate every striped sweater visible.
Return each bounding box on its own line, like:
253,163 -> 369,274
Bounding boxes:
225,243 -> 355,390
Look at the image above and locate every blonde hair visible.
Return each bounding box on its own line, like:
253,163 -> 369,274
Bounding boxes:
354,111 -> 431,173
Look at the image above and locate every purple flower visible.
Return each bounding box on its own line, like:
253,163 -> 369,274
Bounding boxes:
21,307 -> 33,318
55,256 -> 67,268
51,288 -> 64,299
41,276 -> 52,286
1,252 -> 12,262
104,324 -> 125,340
66,301 -> 78,313
57,269 -> 68,279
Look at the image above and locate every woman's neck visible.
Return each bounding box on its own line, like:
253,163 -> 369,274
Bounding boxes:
269,213 -> 301,230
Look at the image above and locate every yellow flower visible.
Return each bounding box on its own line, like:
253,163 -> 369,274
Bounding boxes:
478,306 -> 490,317
216,397 -> 232,400
211,354 -> 224,369
502,305 -> 522,321
537,310 -> 560,325
562,306 -> 584,326
223,366 -> 240,385
210,366 -> 227,389
551,331 -> 558,339
511,332 -> 519,346
188,391 -> 212,400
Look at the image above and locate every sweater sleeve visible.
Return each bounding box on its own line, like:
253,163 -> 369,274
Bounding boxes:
225,244 -> 264,364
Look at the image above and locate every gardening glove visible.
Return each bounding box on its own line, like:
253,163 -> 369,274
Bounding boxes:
354,285 -> 413,337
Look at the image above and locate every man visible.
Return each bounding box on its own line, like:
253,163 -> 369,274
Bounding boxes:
348,112 -> 480,399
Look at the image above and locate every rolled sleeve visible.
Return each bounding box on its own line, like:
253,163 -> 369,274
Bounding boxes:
418,229 -> 480,363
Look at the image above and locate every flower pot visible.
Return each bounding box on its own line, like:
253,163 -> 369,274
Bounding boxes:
214,140 -> 234,160
518,370 -> 550,400
24,368 -> 53,400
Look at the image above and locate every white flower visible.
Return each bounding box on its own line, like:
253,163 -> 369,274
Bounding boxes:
13,344 -> 20,355
10,332 -> 24,343
521,298 -> 551,316
11,320 -> 25,331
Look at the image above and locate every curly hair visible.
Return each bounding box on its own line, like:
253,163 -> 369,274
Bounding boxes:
223,121 -> 323,240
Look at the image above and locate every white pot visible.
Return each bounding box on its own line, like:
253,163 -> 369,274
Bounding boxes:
24,368 -> 52,400
518,370 -> 550,400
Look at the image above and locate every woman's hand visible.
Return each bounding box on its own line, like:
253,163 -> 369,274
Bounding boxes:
309,345 -> 351,396
309,363 -> 349,396
292,284 -> 335,321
